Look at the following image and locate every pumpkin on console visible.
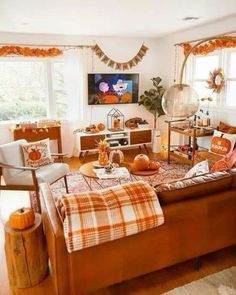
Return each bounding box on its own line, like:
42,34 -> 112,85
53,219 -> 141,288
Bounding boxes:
133,154 -> 150,171
97,123 -> 105,131
8,207 -> 35,230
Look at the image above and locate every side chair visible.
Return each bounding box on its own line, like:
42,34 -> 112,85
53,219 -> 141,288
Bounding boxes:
0,139 -> 70,213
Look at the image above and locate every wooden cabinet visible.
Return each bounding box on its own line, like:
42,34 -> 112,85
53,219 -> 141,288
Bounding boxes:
80,134 -> 105,150
13,126 -> 62,153
130,130 -> 152,145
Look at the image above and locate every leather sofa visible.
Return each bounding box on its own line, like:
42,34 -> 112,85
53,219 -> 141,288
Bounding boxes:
40,169 -> 236,295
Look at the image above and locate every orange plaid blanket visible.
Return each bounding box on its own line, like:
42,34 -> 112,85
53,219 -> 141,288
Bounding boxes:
59,180 -> 164,253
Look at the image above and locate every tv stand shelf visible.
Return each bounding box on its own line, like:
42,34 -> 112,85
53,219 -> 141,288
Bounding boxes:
75,128 -> 152,158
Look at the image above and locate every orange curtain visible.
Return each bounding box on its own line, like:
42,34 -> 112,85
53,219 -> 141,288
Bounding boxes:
0,46 -> 62,57
182,36 -> 236,56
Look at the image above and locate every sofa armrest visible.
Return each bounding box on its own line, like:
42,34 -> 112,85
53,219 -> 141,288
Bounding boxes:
40,183 -> 70,295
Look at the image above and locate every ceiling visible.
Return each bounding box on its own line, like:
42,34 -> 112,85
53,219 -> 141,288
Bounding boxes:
1,0 -> 236,38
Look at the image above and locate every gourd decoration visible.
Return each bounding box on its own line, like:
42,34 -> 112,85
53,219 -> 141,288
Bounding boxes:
109,149 -> 124,165
8,207 -> 35,230
133,154 -> 150,171
97,123 -> 105,131
149,160 -> 161,171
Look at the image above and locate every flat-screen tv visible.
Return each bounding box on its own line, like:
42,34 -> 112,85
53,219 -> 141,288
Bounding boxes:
88,73 -> 139,105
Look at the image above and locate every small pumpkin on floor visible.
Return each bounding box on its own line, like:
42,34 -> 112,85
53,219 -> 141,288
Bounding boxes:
8,207 -> 35,230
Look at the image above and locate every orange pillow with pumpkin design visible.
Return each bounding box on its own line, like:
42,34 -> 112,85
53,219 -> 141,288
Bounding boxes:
209,130 -> 236,156
22,138 -> 54,168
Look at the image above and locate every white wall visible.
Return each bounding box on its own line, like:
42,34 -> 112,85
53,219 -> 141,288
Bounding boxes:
0,33 -> 163,147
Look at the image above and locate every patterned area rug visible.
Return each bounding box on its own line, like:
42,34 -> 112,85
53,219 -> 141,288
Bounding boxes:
162,267 -> 236,295
51,159 -> 189,197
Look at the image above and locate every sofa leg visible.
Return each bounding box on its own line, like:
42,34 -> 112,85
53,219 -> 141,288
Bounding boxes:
194,257 -> 201,270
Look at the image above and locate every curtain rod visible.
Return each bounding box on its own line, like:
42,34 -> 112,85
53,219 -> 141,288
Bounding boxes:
174,30 -> 236,46
0,43 -> 93,48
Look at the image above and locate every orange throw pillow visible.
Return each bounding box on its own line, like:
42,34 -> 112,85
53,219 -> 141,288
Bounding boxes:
218,121 -> 236,134
210,148 -> 236,172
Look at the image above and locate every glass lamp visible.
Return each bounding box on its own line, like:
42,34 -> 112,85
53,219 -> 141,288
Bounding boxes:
162,35 -> 231,118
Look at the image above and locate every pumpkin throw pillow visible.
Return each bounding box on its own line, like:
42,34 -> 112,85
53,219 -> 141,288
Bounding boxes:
22,139 -> 53,168
184,160 -> 209,178
209,130 -> 236,156
210,148 -> 236,172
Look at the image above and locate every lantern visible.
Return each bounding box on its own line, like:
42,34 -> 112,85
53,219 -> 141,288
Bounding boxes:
107,108 -> 124,131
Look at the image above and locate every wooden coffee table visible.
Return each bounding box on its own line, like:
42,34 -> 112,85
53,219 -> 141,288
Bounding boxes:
79,161 -> 130,190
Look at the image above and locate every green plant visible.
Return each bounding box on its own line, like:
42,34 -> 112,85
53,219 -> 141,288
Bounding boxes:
139,77 -> 165,129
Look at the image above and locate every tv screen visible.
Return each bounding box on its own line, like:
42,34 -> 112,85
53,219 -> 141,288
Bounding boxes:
88,73 -> 139,105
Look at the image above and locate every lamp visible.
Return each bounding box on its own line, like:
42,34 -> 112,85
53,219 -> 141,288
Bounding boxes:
162,35 -> 233,118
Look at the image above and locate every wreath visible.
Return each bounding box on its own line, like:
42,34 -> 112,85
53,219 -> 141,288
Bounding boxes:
206,68 -> 225,93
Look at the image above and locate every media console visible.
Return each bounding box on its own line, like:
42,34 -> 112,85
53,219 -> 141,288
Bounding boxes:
75,128 -> 152,158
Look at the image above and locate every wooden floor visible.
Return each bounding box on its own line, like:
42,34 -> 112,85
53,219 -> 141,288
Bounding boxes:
0,149 -> 235,295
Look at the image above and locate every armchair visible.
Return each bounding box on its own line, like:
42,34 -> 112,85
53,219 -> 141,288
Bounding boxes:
0,139 -> 69,213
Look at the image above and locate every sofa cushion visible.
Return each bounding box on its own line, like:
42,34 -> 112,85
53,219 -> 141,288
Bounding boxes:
229,167 -> 236,188
155,171 -> 232,205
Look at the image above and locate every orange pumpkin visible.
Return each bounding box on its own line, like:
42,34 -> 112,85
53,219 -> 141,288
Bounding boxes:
9,207 -> 35,230
103,95 -> 119,104
97,123 -> 105,131
133,154 -> 150,171
29,149 -> 41,161
149,160 -> 160,171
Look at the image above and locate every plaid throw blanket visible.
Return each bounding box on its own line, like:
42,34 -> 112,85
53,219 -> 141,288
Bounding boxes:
59,180 -> 164,253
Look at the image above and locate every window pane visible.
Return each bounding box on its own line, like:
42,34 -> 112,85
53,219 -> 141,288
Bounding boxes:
0,60 -> 47,120
229,52 -> 236,77
53,62 -> 67,118
195,55 -> 219,79
226,81 -> 236,106
193,81 -> 217,103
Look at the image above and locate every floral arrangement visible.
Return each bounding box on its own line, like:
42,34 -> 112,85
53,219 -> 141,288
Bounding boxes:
97,140 -> 110,154
182,37 -> 236,56
0,46 -> 62,57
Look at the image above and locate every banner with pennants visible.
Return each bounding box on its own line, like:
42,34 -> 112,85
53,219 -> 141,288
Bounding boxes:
92,43 -> 149,70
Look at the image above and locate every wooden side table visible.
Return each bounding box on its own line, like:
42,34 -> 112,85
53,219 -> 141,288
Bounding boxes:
4,213 -> 48,288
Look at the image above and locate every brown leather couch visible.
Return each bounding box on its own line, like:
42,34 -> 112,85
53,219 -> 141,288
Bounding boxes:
40,169 -> 236,295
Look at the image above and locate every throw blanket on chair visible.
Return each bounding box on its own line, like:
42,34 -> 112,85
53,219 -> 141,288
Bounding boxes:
58,180 -> 164,253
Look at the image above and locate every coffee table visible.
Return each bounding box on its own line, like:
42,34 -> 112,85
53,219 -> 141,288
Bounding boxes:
79,161 -> 130,190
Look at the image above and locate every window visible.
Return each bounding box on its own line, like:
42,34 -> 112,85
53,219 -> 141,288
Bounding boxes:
186,48 -> 236,108
0,57 -> 67,121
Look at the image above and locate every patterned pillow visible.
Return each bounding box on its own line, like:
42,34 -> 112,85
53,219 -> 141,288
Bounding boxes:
209,130 -> 236,156
210,148 -> 236,172
185,160 -> 209,178
22,139 -> 53,168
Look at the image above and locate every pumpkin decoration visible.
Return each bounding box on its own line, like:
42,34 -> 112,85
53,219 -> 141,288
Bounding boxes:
29,149 -> 41,161
97,123 -> 105,131
8,207 -> 35,230
211,134 -> 232,155
133,154 -> 150,171
149,160 -> 160,171
109,149 -> 124,165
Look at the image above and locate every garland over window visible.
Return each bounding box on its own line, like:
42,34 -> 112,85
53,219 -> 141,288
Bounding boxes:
92,43 -> 149,70
0,46 -> 62,57
182,36 -> 236,56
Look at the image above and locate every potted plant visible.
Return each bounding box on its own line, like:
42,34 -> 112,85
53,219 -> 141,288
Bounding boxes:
139,77 -> 165,153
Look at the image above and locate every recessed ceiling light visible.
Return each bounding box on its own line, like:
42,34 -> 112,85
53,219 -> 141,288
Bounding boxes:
182,17 -> 200,21
21,22 -> 30,26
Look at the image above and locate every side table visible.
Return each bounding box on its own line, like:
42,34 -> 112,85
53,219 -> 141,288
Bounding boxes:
4,213 -> 48,288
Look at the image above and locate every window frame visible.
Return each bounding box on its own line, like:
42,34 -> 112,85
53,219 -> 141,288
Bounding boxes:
0,56 -> 66,122
186,47 -> 236,111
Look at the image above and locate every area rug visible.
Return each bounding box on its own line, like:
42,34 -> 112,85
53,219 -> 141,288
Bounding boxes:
162,267 -> 236,295
51,159 -> 189,197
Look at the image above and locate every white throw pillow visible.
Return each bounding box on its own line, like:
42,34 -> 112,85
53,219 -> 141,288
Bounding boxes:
185,160 -> 209,178
22,138 -> 53,168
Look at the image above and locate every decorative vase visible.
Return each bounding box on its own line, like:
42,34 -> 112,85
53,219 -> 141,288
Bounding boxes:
152,129 -> 161,153
98,152 -> 109,166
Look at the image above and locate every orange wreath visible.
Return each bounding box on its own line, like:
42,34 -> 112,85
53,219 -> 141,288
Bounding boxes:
0,46 -> 62,57
182,36 -> 236,56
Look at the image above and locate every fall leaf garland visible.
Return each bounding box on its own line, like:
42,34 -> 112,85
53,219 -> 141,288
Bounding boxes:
0,45 -> 62,57
92,43 -> 149,70
182,36 -> 236,56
